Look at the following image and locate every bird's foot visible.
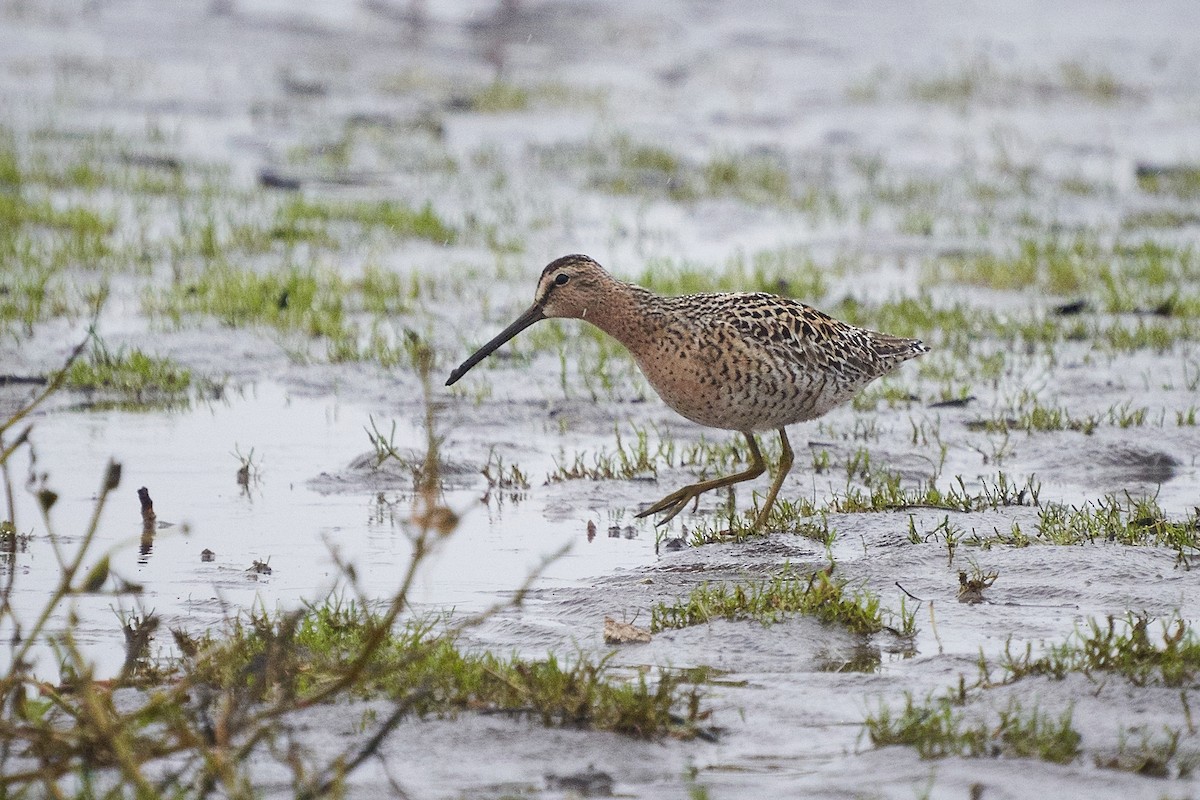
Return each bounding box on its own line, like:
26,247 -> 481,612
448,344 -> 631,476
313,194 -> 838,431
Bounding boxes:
634,483 -> 706,526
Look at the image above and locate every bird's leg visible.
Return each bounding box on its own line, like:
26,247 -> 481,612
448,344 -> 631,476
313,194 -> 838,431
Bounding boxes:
635,432 -> 766,525
752,427 -> 794,530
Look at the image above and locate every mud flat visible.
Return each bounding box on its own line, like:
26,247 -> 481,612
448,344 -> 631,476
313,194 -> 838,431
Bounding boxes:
2,1 -> 1200,797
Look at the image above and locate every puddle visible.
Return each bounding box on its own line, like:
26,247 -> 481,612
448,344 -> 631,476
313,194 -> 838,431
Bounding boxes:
3,382 -> 657,676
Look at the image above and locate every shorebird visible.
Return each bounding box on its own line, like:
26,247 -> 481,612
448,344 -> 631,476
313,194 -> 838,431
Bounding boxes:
446,254 -> 928,528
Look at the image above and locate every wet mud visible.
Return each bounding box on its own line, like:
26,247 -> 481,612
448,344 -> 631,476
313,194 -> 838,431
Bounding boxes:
3,1 -> 1200,797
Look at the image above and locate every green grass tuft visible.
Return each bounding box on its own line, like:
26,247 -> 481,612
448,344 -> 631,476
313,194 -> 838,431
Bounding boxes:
275,196 -> 457,244
466,81 -> 530,112
193,600 -> 708,739
1137,166 -> 1200,199
64,338 -> 192,398
1034,496 -> 1199,552
156,264 -> 348,336
650,568 -> 884,635
701,154 -> 791,205
866,694 -> 1080,763
637,246 -> 828,300
997,614 -> 1200,688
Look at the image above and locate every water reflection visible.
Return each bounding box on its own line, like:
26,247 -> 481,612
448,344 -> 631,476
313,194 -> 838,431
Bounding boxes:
138,486 -> 156,562
815,643 -> 882,674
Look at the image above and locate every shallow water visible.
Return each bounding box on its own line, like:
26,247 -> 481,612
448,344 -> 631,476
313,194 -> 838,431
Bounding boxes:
4,382 -> 660,675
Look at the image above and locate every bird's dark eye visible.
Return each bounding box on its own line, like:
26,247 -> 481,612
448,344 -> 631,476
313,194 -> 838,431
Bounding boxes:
555,272 -> 570,286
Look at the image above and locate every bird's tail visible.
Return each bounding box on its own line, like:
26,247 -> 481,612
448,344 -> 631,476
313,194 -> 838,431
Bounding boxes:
871,333 -> 930,367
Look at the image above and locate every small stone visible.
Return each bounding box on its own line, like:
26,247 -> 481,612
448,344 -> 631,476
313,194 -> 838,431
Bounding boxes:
603,616 -> 651,644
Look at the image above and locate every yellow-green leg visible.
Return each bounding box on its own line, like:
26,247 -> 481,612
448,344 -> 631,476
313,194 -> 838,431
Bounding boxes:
635,432 -> 766,525
752,427 -> 794,530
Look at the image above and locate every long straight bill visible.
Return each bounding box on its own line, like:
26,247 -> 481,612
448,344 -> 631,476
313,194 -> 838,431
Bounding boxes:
445,304 -> 546,386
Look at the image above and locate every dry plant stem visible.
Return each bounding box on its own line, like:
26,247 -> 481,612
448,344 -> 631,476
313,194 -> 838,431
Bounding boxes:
0,457 -> 22,629
0,334 -> 89,529
0,565 -> 186,790
317,546 -> 571,782
299,348 -> 520,708
0,658 -> 195,787
298,688 -> 433,800
375,753 -> 414,800
0,547 -> 449,789
7,459 -> 121,675
298,359 -> 438,708
295,536 -> 431,709
0,427 -> 29,526
301,350 -> 569,794
0,516 -> 567,791
0,335 -> 88,443
0,334 -> 575,795
76,656 -> 158,795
